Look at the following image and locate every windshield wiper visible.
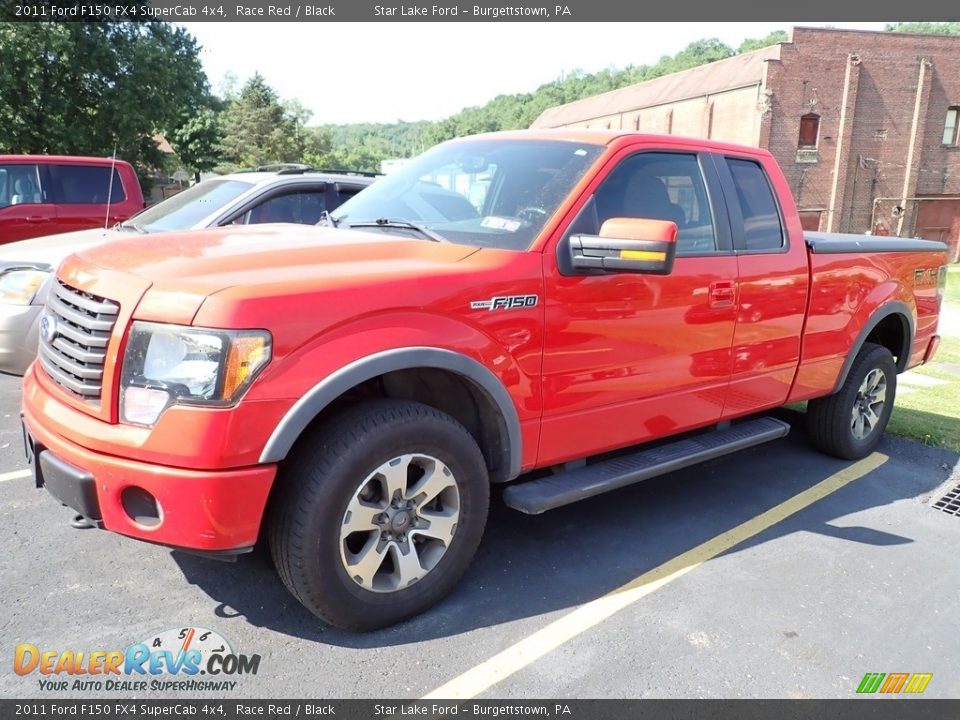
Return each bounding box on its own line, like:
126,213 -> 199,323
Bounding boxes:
317,210 -> 339,228
346,217 -> 446,243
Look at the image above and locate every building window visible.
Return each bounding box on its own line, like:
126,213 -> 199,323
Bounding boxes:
798,113 -> 820,149
943,107 -> 959,146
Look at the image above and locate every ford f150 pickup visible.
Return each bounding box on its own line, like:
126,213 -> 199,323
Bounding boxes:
21,130 -> 949,630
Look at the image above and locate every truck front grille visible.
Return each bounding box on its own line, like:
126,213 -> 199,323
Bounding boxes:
38,280 -> 119,401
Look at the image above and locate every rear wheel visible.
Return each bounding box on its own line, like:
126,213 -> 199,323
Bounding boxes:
806,342 -> 897,460
268,400 -> 489,630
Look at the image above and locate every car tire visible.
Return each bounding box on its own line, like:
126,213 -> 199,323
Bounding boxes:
268,399 -> 489,631
806,342 -> 897,460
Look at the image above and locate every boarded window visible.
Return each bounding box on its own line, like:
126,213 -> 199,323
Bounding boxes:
798,114 -> 820,148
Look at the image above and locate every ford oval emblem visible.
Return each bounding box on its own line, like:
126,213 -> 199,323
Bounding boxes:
39,313 -> 57,344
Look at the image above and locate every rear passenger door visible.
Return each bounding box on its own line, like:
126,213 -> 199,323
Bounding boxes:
711,154 -> 810,417
46,164 -> 129,234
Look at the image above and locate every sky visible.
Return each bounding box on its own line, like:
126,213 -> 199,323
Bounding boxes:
180,22 -> 891,126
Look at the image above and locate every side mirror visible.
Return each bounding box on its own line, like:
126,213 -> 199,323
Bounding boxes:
567,217 -> 678,275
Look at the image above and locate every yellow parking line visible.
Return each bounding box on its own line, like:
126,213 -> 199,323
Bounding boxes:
423,452 -> 888,700
0,469 -> 31,483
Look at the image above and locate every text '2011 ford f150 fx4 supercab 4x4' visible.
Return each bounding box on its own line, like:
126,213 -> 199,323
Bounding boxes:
22,130 -> 949,630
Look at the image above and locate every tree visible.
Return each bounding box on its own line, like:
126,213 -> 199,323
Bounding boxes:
885,22 -> 960,35
170,108 -> 222,183
0,20 -> 215,184
217,74 -> 301,170
301,127 -> 335,169
738,30 -> 788,54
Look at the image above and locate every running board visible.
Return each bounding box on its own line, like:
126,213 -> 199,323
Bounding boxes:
502,417 -> 790,515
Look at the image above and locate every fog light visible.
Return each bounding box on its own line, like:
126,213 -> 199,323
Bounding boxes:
121,386 -> 170,426
120,487 -> 161,528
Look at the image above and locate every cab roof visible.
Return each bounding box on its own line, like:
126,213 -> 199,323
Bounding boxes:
0,154 -> 135,166
452,128 -> 772,157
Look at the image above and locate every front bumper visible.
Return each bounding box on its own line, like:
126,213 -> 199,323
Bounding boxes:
23,397 -> 278,552
0,302 -> 42,376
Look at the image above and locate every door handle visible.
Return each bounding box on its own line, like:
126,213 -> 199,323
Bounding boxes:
25,216 -> 49,223
709,281 -> 737,308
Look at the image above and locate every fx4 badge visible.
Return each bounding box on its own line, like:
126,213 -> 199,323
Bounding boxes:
470,295 -> 539,311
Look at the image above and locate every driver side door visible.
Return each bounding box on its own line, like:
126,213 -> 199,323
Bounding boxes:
538,148 -> 739,466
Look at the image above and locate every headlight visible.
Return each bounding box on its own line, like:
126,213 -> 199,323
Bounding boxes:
0,269 -> 48,305
120,321 -> 271,426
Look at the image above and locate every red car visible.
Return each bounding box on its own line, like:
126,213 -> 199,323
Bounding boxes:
0,155 -> 144,243
22,130 -> 949,630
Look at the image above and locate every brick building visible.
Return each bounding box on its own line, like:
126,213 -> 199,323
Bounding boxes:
532,26 -> 960,260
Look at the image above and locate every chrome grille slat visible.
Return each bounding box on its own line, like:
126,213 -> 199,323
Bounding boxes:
39,342 -> 103,380
47,294 -> 115,332
53,282 -> 119,316
54,321 -> 110,348
51,336 -> 106,365
39,280 -> 119,400
38,353 -> 101,397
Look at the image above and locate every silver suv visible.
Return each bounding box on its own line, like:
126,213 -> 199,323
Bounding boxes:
0,167 -> 377,374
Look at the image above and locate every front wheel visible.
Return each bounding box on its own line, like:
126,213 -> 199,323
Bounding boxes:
806,342 -> 897,460
268,400 -> 489,631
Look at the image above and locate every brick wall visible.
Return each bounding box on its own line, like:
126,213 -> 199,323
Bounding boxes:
541,27 -> 960,241
768,27 -> 960,234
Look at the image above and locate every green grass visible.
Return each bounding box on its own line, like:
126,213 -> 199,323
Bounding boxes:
947,265 -> 960,304
886,328 -> 960,451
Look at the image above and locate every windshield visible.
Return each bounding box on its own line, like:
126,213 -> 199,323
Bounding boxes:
127,179 -> 254,233
330,138 -> 604,250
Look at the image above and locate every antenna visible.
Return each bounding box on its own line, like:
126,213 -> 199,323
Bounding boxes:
104,144 -> 118,229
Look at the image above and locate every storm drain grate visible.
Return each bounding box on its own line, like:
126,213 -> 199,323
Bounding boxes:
933,484 -> 960,516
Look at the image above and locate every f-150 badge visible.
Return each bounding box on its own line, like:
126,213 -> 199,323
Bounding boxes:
470,295 -> 539,311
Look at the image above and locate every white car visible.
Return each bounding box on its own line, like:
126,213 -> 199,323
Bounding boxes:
0,167 -> 376,374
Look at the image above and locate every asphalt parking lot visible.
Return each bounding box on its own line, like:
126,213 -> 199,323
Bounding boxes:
1,372 -> 958,700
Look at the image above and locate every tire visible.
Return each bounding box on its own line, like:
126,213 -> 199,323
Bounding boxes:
806,342 -> 897,460
268,400 -> 489,631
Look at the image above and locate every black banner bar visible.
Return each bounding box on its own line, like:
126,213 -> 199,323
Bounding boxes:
2,0 -> 960,21
1,700 -> 959,720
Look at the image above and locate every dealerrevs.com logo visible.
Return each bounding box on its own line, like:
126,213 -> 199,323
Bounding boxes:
14,627 -> 261,692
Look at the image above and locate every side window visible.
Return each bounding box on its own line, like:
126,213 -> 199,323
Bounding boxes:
724,158 -> 784,251
0,164 -> 43,207
245,190 -> 326,225
48,165 -> 126,204
593,152 -> 718,255
335,184 -> 367,208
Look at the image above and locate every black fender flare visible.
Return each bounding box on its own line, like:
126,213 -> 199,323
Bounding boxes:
259,346 -> 523,481
831,300 -> 914,393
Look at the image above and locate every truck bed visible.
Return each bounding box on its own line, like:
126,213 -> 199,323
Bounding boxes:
787,232 -> 948,402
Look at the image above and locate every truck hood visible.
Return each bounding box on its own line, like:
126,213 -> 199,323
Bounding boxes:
0,227 -> 124,268
74,223 -> 480,299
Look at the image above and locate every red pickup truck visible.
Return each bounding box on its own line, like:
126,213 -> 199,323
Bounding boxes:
22,131 -> 948,630
0,155 -> 144,243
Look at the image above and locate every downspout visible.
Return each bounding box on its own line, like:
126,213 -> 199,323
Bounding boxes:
897,58 -> 931,236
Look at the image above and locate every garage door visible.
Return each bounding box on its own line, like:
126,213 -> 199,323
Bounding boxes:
915,198 -> 960,263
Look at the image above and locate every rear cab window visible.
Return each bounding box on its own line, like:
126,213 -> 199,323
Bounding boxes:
47,164 -> 127,204
722,157 -> 785,252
